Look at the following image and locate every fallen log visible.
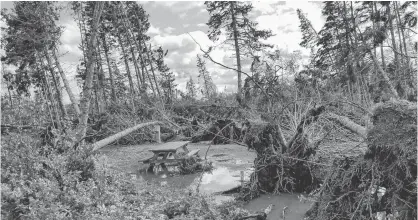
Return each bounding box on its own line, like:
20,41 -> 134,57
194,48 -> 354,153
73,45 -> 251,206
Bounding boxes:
326,112 -> 367,138
91,121 -> 163,152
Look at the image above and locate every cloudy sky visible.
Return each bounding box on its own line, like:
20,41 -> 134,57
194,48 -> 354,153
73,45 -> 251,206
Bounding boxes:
1,1 -> 325,102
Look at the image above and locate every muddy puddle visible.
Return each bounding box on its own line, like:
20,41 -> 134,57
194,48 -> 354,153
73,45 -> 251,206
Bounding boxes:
244,194 -> 312,220
132,156 -> 312,219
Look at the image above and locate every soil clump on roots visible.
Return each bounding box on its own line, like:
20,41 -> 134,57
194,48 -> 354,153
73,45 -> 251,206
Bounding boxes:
306,100 -> 417,220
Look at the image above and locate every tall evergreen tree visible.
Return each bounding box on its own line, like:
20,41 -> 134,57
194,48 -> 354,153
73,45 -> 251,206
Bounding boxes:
185,76 -> 197,100
205,1 -> 272,105
196,55 -> 217,100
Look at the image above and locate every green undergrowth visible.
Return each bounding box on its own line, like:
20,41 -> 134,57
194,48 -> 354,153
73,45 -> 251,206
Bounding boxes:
1,133 -> 248,220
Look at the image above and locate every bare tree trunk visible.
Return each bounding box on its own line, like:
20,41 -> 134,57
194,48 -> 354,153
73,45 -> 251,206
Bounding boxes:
101,33 -> 117,102
118,4 -> 144,90
115,31 -> 135,95
327,113 -> 367,138
143,58 -> 156,96
77,2 -> 105,141
44,50 -> 67,119
369,51 -> 400,98
2,65 -> 13,108
93,65 -> 102,114
37,58 -> 61,128
343,2 -> 355,86
230,2 -> 243,105
395,2 -> 409,65
143,41 -> 161,98
91,121 -> 162,152
52,49 -> 81,116
374,3 -> 386,70
96,41 -> 108,109
132,10 -> 148,85
370,3 -> 377,85
387,3 -> 399,68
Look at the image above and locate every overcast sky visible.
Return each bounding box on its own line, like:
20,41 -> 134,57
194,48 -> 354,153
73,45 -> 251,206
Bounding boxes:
1,1 -> 325,103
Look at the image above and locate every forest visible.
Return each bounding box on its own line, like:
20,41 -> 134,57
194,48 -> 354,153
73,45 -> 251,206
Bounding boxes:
1,1 -> 417,220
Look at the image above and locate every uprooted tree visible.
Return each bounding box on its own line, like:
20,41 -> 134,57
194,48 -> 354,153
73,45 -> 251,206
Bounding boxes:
234,98 -> 416,220
306,99 -> 416,220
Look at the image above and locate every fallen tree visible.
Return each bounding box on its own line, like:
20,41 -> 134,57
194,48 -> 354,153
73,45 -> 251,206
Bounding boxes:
306,99 -> 417,219
91,121 -> 163,152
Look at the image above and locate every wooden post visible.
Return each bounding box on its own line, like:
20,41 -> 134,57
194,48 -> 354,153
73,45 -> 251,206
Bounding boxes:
229,126 -> 234,143
240,171 -> 244,186
155,125 -> 161,143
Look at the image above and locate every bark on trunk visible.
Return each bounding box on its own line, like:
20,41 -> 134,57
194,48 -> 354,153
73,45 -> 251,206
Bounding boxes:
91,121 -> 162,152
95,41 -> 108,109
44,50 -> 67,119
119,5 -> 144,89
112,9 -> 136,95
77,2 -> 105,141
230,2 -> 243,105
327,112 -> 367,138
369,51 -> 400,98
395,2 -> 409,65
101,33 -> 117,102
370,3 -> 377,85
52,49 -> 81,116
144,41 -> 161,98
374,3 -> 386,70
38,59 -> 61,128
387,3 -> 399,68
116,31 -> 135,94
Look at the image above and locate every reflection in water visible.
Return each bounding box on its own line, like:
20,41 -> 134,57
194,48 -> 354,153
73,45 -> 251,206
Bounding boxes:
199,167 -> 241,193
244,194 -> 312,220
135,165 -> 311,218
136,166 -> 252,194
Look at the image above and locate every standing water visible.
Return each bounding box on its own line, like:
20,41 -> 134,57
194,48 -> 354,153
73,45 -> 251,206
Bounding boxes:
135,165 -> 312,219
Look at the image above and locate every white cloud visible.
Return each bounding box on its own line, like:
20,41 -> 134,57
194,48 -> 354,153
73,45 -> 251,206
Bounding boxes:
163,27 -> 175,35
147,24 -> 161,35
179,12 -> 188,19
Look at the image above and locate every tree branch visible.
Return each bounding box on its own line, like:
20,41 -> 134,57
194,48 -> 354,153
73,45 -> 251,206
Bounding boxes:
187,33 -> 271,100
382,45 -> 417,59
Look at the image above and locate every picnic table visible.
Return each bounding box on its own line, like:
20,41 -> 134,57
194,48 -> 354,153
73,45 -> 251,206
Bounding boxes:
140,141 -> 200,172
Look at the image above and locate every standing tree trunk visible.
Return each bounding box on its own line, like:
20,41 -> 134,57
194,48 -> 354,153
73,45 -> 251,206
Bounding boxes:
37,58 -> 61,128
77,1 -> 105,141
229,2 -> 243,105
395,2 -> 409,66
132,8 -> 148,84
142,57 -> 156,96
370,3 -> 377,86
143,41 -> 161,98
52,48 -> 81,116
96,41 -> 108,109
118,4 -> 144,90
374,3 -> 386,70
101,33 -> 117,102
113,13 -> 136,95
369,51 -> 400,98
342,2 -> 355,87
93,66 -> 101,114
44,50 -> 67,119
387,3 -> 399,68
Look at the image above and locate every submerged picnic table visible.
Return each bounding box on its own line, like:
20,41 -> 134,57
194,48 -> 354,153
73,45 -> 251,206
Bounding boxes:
140,141 -> 200,172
